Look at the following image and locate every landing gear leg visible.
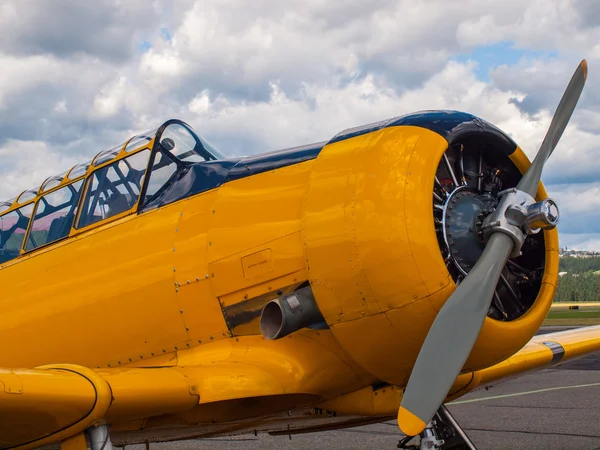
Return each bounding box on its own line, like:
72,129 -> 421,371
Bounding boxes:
87,423 -> 114,450
397,405 -> 477,450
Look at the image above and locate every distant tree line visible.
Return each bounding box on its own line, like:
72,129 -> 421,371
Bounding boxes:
554,256 -> 600,302
559,256 -> 600,273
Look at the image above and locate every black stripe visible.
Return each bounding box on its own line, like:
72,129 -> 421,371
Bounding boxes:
142,111 -> 518,209
223,141 -> 326,183
542,341 -> 566,365
327,117 -> 397,144
328,110 -> 518,156
386,110 -> 518,156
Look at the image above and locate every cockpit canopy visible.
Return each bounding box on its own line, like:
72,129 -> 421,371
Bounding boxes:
0,120 -> 224,213
0,120 -> 225,264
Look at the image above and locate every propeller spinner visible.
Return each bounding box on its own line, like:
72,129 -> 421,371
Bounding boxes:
398,59 -> 588,436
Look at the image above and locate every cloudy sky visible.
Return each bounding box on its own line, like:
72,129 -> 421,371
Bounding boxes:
0,0 -> 599,249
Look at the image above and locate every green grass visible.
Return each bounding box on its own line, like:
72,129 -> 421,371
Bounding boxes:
546,310 -> 600,319
543,308 -> 600,326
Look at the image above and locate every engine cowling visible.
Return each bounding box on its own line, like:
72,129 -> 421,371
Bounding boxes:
301,111 -> 558,386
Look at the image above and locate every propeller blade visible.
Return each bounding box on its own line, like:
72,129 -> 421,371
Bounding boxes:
398,60 -> 588,437
398,233 -> 513,436
517,59 -> 587,197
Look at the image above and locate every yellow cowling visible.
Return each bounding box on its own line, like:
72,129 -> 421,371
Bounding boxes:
302,124 -> 558,386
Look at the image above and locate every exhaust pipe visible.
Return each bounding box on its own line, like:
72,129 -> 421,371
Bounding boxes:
259,286 -> 326,340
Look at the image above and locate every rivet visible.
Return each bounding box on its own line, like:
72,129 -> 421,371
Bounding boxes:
186,327 -> 189,331
205,274 -> 209,279
180,309 -> 183,313
129,358 -> 132,362
162,349 -> 166,353
173,268 -> 176,272
174,282 -> 178,287
210,336 -> 214,340
173,248 -> 176,251
197,339 -> 202,343
186,343 -> 190,347
118,361 -> 121,364
107,364 -> 111,367
209,241 -> 212,246
175,288 -> 179,293
151,352 -> 155,356
140,355 -> 143,359
196,277 -> 200,281
175,228 -> 178,232
187,280 -> 190,284
212,210 -> 215,213
174,346 -> 178,350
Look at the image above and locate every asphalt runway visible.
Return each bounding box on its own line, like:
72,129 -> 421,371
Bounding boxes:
133,327 -> 600,450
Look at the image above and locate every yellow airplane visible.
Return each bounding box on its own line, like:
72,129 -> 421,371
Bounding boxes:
0,60 -> 598,450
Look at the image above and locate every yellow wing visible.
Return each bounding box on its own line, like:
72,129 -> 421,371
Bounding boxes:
461,324 -> 600,394
318,325 -> 600,417
0,361 -> 305,450
2,326 -> 599,448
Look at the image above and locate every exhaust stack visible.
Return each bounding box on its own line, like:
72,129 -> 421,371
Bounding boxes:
260,286 -> 326,340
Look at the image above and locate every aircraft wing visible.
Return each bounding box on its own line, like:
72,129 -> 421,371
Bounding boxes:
449,325 -> 600,399
317,325 -> 600,419
0,361 -> 305,450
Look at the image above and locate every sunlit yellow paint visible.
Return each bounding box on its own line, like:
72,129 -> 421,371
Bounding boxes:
0,118 -> 588,448
397,406 -> 427,436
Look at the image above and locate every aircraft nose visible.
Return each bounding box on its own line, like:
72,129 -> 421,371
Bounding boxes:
300,125 -> 453,383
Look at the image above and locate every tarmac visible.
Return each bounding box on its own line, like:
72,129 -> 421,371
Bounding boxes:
131,327 -> 600,450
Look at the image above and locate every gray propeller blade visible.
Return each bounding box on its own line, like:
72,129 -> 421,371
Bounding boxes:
518,60 -> 587,197
398,59 -> 587,437
398,232 -> 513,435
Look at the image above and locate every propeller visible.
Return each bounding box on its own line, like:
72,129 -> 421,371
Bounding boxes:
398,59 -> 588,437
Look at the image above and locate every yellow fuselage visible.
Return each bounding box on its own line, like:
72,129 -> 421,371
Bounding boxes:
0,117 -> 558,432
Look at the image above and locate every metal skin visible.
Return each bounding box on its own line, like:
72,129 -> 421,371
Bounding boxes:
0,124 -> 557,448
398,60 -> 587,436
0,89 -> 597,448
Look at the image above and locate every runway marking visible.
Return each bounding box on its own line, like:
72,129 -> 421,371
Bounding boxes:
463,427 -> 600,439
449,381 -> 600,405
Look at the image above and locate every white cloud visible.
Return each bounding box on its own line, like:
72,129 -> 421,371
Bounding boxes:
0,140 -> 80,199
0,0 -> 600,250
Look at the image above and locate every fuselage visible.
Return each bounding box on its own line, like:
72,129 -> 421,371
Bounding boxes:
0,112 -> 558,409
